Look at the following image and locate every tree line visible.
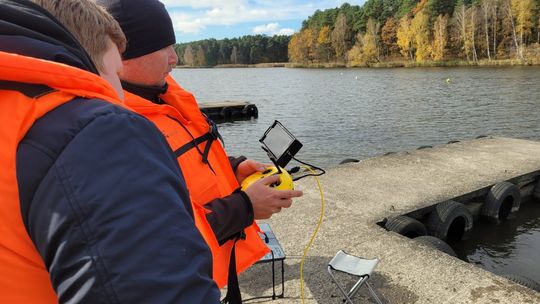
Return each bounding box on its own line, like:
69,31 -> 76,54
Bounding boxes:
174,35 -> 290,67
288,0 -> 540,66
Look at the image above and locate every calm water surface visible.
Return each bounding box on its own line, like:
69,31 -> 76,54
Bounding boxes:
172,67 -> 540,169
453,200 -> 540,283
172,67 -> 540,283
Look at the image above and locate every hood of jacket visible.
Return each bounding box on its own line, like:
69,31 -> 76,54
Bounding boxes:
0,0 -> 97,73
0,0 -> 120,102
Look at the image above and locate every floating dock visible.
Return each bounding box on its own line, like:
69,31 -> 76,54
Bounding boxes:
199,101 -> 258,121
238,137 -> 540,303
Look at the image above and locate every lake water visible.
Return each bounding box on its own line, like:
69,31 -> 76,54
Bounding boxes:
453,200 -> 540,284
172,67 -> 540,169
171,67 -> 540,285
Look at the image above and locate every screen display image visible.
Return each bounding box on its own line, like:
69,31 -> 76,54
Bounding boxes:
262,125 -> 294,160
260,121 -> 303,168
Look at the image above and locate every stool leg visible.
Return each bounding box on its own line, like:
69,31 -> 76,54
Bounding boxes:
347,277 -> 367,299
327,267 -> 355,304
365,282 -> 383,304
271,252 -> 276,300
280,260 -> 285,298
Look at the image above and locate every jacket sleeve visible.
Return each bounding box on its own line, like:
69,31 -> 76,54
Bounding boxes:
228,155 -> 247,173
204,190 -> 254,244
17,112 -> 220,304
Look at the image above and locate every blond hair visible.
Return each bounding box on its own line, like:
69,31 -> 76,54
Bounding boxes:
32,0 -> 126,72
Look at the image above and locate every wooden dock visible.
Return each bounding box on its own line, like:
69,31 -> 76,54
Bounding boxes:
198,101 -> 258,122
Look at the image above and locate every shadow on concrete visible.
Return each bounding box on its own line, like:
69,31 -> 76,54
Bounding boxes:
239,255 -> 418,303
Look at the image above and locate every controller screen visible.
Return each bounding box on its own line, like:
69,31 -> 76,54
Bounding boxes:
263,124 -> 294,160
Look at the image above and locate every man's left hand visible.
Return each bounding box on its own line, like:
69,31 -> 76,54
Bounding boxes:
235,159 -> 267,184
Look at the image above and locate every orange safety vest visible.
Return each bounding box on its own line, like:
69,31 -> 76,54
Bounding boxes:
0,51 -> 123,303
126,76 -> 270,288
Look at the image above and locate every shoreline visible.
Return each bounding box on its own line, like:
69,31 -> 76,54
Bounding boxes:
175,59 -> 540,69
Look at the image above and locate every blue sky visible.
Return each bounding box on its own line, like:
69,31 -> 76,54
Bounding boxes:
162,0 -> 367,43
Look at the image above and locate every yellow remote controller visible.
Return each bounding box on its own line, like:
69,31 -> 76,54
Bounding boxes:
241,166 -> 294,191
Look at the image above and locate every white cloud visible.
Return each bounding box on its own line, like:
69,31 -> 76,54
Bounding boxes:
164,0 -> 345,34
162,0 -> 367,36
252,23 -> 295,36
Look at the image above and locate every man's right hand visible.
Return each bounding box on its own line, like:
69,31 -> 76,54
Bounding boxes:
244,174 -> 303,220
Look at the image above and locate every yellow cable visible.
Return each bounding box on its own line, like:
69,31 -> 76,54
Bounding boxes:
299,166 -> 325,304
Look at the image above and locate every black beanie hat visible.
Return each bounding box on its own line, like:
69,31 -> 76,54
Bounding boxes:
97,0 -> 176,59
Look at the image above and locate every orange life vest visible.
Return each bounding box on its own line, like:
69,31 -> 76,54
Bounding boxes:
125,76 -> 270,288
0,51 -> 123,303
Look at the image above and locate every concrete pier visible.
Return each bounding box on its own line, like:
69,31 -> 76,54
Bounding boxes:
238,137 -> 540,303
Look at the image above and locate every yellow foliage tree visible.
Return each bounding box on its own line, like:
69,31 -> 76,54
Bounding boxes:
347,33 -> 365,66
302,28 -> 316,63
331,12 -> 351,62
511,0 -> 536,59
288,29 -> 316,63
317,26 -> 333,62
411,10 -> 432,61
396,16 -> 414,60
432,14 -> 448,61
362,18 -> 380,63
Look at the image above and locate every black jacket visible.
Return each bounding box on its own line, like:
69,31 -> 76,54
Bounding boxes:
2,0 -> 220,302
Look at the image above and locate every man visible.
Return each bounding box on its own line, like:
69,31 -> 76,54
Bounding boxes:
97,0 -> 303,297
0,0 -> 219,302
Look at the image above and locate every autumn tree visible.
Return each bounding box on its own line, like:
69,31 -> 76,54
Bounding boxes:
511,0 -> 536,59
453,3 -> 472,61
195,45 -> 206,66
468,5 -> 479,62
317,26 -> 334,62
303,28 -> 317,62
288,29 -> 317,63
183,45 -> 195,66
331,12 -> 352,62
411,10 -> 432,61
432,14 -> 449,60
381,17 -> 399,56
480,0 -> 495,60
501,0 -> 521,58
363,18 -> 381,62
397,15 -> 414,59
289,32 -> 305,63
347,32 -> 365,66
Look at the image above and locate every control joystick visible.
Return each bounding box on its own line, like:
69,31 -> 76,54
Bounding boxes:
241,166 -> 294,191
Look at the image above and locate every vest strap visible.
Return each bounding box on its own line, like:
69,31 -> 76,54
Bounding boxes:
0,80 -> 53,98
220,240 -> 242,304
174,132 -> 213,158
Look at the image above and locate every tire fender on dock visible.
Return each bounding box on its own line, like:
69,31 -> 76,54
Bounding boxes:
481,181 -> 521,222
427,200 -> 473,245
415,235 -> 457,257
242,104 -> 258,118
385,215 -> 427,238
220,106 -> 233,119
533,178 -> 540,199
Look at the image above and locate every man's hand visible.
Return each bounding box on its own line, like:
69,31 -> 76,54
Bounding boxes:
235,159 -> 267,184
244,174 -> 303,219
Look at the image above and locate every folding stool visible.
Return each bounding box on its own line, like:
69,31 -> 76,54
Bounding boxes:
327,250 -> 383,304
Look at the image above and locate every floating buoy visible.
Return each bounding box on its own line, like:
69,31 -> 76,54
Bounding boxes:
446,78 -> 451,83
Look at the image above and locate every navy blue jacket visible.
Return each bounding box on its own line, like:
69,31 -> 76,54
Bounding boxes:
16,99 -> 220,303
2,0 -> 220,302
